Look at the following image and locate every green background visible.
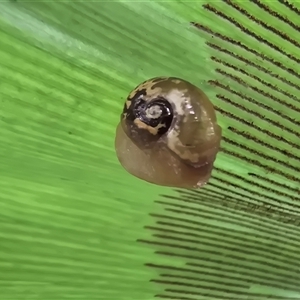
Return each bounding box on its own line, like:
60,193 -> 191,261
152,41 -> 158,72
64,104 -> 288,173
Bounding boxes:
0,1 -> 300,299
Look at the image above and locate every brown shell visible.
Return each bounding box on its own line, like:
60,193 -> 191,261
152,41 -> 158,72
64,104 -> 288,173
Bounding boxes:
115,76 -> 222,189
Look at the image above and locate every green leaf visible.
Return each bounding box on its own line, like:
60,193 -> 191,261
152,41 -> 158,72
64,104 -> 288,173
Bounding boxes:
0,1 -> 300,299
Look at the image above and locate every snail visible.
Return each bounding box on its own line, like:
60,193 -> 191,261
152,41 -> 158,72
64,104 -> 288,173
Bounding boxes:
115,76 -> 222,189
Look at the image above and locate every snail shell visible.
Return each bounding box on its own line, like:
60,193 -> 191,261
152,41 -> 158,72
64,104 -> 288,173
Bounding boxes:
115,76 -> 222,189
